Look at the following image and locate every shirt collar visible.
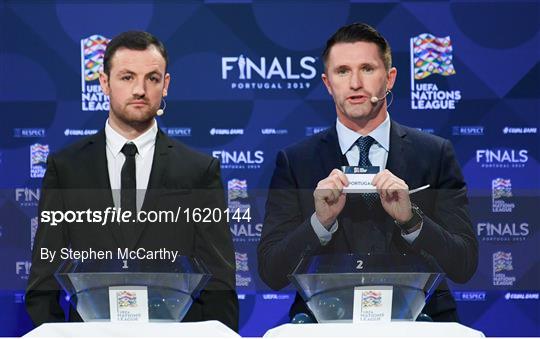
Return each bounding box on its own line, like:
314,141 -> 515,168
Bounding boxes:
105,118 -> 158,159
336,113 -> 391,155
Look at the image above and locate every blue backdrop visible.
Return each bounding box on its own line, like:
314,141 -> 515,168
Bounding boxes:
0,0 -> 538,336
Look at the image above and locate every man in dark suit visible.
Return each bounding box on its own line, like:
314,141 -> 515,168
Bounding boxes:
26,31 -> 238,330
258,23 -> 478,322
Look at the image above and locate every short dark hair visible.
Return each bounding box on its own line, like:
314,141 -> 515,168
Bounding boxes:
322,23 -> 392,71
103,31 -> 168,76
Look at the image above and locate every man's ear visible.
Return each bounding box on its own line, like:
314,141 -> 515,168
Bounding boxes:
321,73 -> 333,96
163,73 -> 171,97
386,67 -> 397,91
99,71 -> 110,96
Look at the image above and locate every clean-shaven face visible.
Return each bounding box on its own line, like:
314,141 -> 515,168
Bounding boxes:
322,41 -> 396,123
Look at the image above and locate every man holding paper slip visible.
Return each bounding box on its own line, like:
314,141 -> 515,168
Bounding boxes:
258,23 -> 478,322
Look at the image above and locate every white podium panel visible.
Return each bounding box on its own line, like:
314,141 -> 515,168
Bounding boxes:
24,320 -> 240,337
263,322 -> 485,337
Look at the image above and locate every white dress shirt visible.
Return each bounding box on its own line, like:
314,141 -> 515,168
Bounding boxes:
105,119 -> 157,212
311,114 -> 421,245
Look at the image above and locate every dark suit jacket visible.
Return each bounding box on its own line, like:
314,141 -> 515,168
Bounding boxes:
26,129 -> 239,331
257,120 -> 478,322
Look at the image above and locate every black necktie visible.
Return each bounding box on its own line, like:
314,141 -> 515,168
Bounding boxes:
355,136 -> 378,208
121,143 -> 138,217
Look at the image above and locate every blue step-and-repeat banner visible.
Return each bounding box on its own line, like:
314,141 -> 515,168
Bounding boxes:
0,1 -> 538,337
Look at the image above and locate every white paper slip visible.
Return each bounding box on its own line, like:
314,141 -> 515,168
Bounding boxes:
353,285 -> 393,323
409,184 -> 430,194
109,286 -> 149,322
342,166 -> 380,193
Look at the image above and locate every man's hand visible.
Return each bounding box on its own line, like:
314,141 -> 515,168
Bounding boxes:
314,169 -> 349,229
372,169 -> 412,223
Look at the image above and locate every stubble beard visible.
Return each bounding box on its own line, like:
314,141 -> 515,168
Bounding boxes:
110,103 -> 156,131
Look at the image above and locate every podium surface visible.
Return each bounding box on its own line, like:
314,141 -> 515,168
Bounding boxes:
24,321 -> 240,337
264,323 -> 485,337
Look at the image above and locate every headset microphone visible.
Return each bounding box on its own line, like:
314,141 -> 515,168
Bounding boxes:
370,90 -> 390,104
156,98 -> 167,116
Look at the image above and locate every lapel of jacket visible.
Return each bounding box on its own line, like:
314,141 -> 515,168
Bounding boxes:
319,125 -> 344,180
126,129 -> 171,250
385,120 -> 409,181
383,120 -> 410,249
83,130 -> 126,248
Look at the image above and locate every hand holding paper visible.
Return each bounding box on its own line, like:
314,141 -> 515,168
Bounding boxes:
313,169 -> 349,228
372,169 -> 412,223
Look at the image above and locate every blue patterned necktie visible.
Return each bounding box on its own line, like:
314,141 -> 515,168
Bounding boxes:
355,136 -> 379,208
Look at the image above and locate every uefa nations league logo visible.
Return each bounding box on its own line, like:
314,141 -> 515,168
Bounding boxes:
81,35 -> 110,111
235,252 -> 252,287
235,252 -> 249,272
30,144 -> 49,178
361,290 -> 383,308
491,178 -> 515,212
410,33 -> 461,110
492,251 -> 516,286
116,291 -> 137,308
